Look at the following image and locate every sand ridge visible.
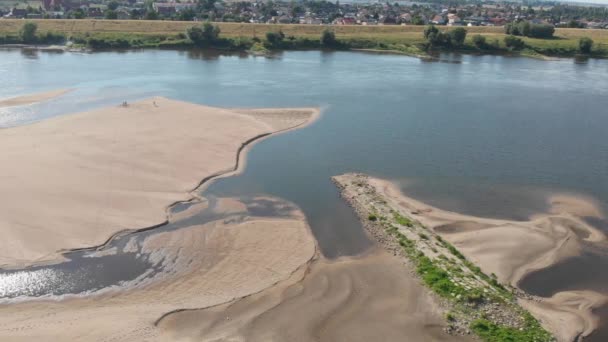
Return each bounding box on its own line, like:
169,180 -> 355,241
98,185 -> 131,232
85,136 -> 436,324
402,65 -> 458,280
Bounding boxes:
367,176 -> 607,341
0,89 -> 71,108
0,97 -> 319,267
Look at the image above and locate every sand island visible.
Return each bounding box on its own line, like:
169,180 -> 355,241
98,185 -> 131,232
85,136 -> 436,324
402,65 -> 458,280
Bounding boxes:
333,173 -> 608,342
0,97 -> 318,267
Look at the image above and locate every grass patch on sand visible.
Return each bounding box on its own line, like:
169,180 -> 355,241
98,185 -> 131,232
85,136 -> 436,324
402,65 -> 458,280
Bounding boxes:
471,313 -> 553,342
379,204 -> 550,341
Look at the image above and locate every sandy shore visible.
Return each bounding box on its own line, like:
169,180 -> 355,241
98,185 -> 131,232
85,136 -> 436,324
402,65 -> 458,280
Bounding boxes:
0,193 -> 467,341
0,97 -> 318,267
158,248 -> 472,342
364,175 -> 607,341
0,89 -> 71,108
0,196 -> 317,341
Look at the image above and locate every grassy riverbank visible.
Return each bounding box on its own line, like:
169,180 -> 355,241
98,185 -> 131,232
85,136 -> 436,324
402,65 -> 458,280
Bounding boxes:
1,19 -> 607,58
333,173 -> 554,342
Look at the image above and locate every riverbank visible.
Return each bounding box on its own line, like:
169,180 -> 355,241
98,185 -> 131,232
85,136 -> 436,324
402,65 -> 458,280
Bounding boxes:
0,96 -> 319,268
1,19 -> 607,59
333,173 -> 608,341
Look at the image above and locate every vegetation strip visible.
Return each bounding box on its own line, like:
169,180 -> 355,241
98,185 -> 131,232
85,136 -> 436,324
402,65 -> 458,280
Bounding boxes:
0,19 -> 606,59
332,173 -> 553,342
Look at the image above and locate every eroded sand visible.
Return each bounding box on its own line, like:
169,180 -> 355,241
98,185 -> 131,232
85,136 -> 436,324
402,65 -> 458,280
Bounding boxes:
0,197 -> 317,341
368,177 -> 608,341
158,248 -> 471,342
0,97 -> 318,267
0,89 -> 71,108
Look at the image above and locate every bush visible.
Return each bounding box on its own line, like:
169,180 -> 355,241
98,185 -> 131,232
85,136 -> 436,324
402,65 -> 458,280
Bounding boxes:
472,34 -> 487,49
368,214 -> 378,221
20,22 -> 38,44
265,30 -> 285,47
449,27 -> 467,47
320,28 -> 337,47
579,37 -> 593,54
186,22 -> 220,46
424,25 -> 451,48
504,35 -> 525,50
39,31 -> 66,44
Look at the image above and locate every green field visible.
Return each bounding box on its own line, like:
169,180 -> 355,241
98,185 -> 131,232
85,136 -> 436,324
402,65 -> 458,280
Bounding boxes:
1,19 -> 607,58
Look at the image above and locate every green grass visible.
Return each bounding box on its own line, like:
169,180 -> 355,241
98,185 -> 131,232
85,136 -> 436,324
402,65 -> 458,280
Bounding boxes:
471,315 -> 553,342
417,255 -> 466,299
393,211 -> 414,227
379,210 -> 550,341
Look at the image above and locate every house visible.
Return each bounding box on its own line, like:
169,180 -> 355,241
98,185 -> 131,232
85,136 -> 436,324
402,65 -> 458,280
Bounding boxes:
447,14 -> 462,26
277,15 -> 292,24
489,17 -> 506,26
587,21 -> 607,29
431,15 -> 445,25
175,3 -> 196,12
8,8 -> 28,18
116,9 -> 130,20
399,13 -> 412,24
334,17 -> 355,25
87,5 -> 106,18
153,3 -> 176,16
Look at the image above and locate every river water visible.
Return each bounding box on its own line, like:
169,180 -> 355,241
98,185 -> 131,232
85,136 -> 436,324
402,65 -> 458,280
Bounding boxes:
1,48 -> 608,339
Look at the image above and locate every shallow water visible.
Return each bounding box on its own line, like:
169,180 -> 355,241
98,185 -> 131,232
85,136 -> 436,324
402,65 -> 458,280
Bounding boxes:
1,48 -> 608,337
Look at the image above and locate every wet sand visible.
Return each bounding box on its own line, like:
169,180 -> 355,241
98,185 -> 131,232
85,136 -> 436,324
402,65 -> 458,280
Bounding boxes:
158,248 -> 471,342
0,89 -> 71,108
367,176 -> 608,341
0,197 -> 317,341
0,97 -> 318,267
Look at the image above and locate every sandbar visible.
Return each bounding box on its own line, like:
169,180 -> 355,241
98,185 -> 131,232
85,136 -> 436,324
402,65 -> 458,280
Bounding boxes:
353,174 -> 607,341
0,96 -> 318,267
0,89 -> 71,108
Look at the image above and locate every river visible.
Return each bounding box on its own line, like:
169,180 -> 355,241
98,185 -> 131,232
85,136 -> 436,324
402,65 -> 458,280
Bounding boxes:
1,48 -> 608,339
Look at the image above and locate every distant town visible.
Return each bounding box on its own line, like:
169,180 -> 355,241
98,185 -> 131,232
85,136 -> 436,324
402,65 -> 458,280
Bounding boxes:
2,0 -> 608,29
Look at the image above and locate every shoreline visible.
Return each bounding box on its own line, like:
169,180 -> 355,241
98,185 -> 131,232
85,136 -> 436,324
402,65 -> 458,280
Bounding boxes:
0,96 -> 320,268
332,173 -> 608,341
4,42 -> 605,62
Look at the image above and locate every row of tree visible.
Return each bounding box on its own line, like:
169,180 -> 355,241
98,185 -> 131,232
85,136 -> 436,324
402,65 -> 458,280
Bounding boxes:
185,22 -> 339,49
504,21 -> 555,39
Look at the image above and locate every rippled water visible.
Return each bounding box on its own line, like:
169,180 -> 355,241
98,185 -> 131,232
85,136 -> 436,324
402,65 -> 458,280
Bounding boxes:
1,48 -> 608,338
